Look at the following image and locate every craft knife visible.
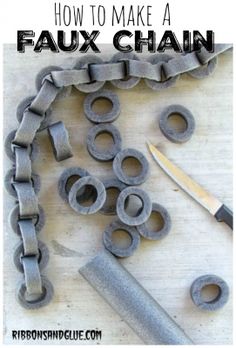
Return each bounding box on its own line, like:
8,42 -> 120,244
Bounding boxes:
147,142 -> 233,230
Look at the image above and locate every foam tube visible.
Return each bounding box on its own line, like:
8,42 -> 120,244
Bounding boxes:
79,249 -> 194,345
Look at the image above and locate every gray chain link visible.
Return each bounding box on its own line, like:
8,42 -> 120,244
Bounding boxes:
18,220 -> 39,256
13,110 -> 44,147
47,121 -> 73,162
16,95 -> 53,131
14,147 -> 32,182
5,44 -> 232,309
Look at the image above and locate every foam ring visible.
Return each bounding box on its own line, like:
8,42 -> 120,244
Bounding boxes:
68,176 -> 106,215
110,52 -> 141,89
159,104 -> 195,143
145,54 -> 179,90
190,274 -> 230,311
58,167 -> 93,203
103,219 -> 140,257
73,55 -> 105,93
4,168 -> 41,197
87,124 -> 122,162
188,57 -> 218,79
84,89 -> 120,124
137,203 -> 171,240
14,240 -> 49,273
17,275 -> 54,309
100,178 -> 128,215
9,204 -> 45,236
36,65 -> 72,99
116,186 -> 152,226
4,130 -> 39,162
113,148 -> 149,186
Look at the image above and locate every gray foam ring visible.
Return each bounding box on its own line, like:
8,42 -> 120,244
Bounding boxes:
73,55 -> 105,93
14,240 -> 49,273
113,148 -> 149,186
159,104 -> 195,143
4,168 -> 41,197
188,57 -> 218,79
190,274 -> 229,311
116,187 -> 152,226
68,176 -> 106,215
137,203 -> 171,240
100,178 -> 128,215
36,65 -> 72,99
110,52 -> 141,89
58,167 -> 92,203
17,275 -> 54,310
4,130 -> 39,162
84,89 -> 120,124
87,123 -> 122,162
9,204 -> 45,236
145,54 -> 179,90
103,219 -> 140,257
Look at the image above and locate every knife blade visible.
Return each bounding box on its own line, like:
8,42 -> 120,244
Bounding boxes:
147,142 -> 233,230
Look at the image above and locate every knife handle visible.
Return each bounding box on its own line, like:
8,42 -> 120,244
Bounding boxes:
215,205 -> 233,230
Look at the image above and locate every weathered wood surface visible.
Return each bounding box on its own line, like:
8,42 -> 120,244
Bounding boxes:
3,45 -> 233,345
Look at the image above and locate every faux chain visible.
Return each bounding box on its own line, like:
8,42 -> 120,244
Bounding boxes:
5,44 -> 232,309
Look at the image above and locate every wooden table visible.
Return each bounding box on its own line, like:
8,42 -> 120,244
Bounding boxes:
3,45 -> 233,345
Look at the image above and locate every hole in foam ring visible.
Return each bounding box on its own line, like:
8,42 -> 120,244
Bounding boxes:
121,74 -> 130,82
195,61 -> 210,71
92,97 -> 113,115
121,157 -> 142,177
104,187 -> 120,210
65,175 -> 81,194
37,248 -> 42,263
160,68 -> 169,82
30,214 -> 39,226
20,248 -> 41,266
95,132 -> 115,151
17,213 -> 39,228
125,194 -> 143,217
167,113 -> 187,133
118,60 -> 130,81
201,284 -> 221,303
111,229 -> 132,249
24,287 -> 46,303
76,185 -> 97,207
146,211 -> 165,233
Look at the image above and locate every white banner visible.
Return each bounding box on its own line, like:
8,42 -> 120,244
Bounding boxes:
0,0 -> 235,44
